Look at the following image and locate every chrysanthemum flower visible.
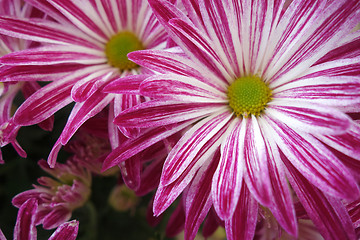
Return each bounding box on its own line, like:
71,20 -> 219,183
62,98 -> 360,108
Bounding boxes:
104,0 -> 360,239
12,160 -> 91,229
0,0 -> 173,167
0,198 -> 79,240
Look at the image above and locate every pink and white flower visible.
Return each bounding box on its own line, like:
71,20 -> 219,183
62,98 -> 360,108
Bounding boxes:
104,0 -> 360,239
0,0 -> 173,167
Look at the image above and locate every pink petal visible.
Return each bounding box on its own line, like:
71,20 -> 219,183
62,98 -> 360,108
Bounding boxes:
225,182 -> 258,240
0,46 -> 105,65
60,90 -> 113,145
267,100 -> 351,135
184,149 -> 219,240
42,208 -> 72,230
169,18 -> 229,81
261,125 -> 297,237
243,116 -> 272,207
153,147 -> 222,216
103,74 -> 149,95
14,198 -> 38,240
140,74 -> 226,102
0,229 -> 6,240
48,220 -> 79,240
71,70 -> 115,102
275,76 -> 360,110
12,74 -> 78,126
0,16 -> 98,48
102,121 -> 192,171
114,100 -> 222,128
119,156 -> 141,191
0,64 -> 84,82
212,118 -> 244,220
128,50 -> 225,90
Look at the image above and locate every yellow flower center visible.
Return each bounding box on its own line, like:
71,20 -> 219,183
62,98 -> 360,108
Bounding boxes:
227,75 -> 272,117
105,31 -> 144,71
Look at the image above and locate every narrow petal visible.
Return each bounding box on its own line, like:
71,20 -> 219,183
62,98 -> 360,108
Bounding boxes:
274,76 -> 360,110
184,150 -> 219,240
13,75 -> 76,126
71,69 -> 115,102
48,220 -> 79,240
119,156 -> 141,191
212,118 -> 244,220
0,64 -> 84,82
285,158 -> 357,240
42,208 -> 72,230
114,100 -> 223,128
267,100 -> 351,135
317,121 -> 360,161
243,116 -> 272,207
102,121 -> 193,171
225,182 -> 258,240
140,74 -> 226,102
0,16 -> 98,48
60,90 -> 113,145
0,45 -> 105,65
103,74 -> 150,95
260,121 -> 298,237
14,198 -> 38,240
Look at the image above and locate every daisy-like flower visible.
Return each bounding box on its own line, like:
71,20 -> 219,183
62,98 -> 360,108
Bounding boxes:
0,0 -> 173,167
12,159 -> 91,229
0,198 -> 79,240
104,0 -> 360,239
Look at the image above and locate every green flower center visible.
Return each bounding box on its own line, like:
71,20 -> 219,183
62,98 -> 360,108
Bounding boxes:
105,31 -> 144,71
227,75 -> 272,117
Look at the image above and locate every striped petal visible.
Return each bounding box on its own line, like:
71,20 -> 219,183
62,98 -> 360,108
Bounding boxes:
102,121 -> 193,171
103,74 -> 150,95
140,74 -> 226,102
0,16 -> 98,48
0,45 -> 105,65
14,198 -> 38,240
274,76 -> 360,111
12,76 -> 76,126
60,90 -> 113,145
48,220 -> 79,240
224,182 -> 258,240
267,100 -> 351,135
243,116 -> 273,207
184,151 -> 219,240
260,120 -> 297,237
114,100 -> 223,128
212,118 -> 244,220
